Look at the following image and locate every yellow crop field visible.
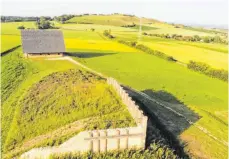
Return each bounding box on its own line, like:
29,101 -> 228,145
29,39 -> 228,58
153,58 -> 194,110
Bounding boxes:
1,35 -> 21,53
142,41 -> 228,70
65,38 -> 138,53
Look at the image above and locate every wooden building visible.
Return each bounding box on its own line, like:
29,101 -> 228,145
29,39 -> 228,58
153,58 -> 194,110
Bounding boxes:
21,30 -> 65,58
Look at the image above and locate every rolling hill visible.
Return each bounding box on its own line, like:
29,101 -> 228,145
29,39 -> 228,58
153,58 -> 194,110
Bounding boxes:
1,14 -> 228,159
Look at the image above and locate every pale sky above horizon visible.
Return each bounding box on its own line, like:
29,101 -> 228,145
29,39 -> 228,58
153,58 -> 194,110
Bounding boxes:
1,0 -> 228,26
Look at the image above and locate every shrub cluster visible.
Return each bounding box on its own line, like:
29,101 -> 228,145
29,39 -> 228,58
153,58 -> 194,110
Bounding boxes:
17,26 -> 25,30
103,30 -> 115,39
54,15 -> 75,24
187,61 -> 228,82
121,23 -> 136,28
36,17 -> 56,29
143,32 -> 228,44
118,40 -> 177,62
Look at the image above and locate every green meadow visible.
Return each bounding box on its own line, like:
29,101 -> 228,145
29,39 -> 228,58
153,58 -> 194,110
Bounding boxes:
1,15 -> 228,159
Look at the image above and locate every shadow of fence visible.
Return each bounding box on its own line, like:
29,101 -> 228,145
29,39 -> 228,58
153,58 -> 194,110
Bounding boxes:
122,86 -> 201,159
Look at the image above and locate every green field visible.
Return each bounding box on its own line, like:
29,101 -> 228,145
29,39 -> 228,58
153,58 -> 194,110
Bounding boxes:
1,15 -> 228,159
62,18 -> 227,158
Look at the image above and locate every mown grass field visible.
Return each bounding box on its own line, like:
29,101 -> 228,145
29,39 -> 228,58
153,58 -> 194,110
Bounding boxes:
1,16 -> 228,159
67,39 -> 228,158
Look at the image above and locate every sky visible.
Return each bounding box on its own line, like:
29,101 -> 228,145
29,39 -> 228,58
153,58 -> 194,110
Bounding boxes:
1,0 -> 228,27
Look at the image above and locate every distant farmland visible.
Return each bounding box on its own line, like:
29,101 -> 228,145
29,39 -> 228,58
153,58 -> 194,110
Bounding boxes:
1,14 -> 228,159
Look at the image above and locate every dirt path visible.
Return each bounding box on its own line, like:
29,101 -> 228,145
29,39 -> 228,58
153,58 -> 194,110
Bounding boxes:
46,56 -> 105,77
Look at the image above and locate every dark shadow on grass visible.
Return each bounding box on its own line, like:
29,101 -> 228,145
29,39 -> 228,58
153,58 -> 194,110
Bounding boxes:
122,86 -> 201,159
65,52 -> 117,58
1,45 -> 21,57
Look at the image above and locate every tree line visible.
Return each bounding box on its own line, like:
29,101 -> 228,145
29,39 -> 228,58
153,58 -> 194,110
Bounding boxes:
118,40 -> 177,62
1,16 -> 40,22
143,32 -> 228,44
187,61 -> 227,82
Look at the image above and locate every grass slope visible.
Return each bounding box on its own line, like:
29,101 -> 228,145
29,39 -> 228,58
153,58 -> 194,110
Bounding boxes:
4,69 -> 134,152
2,48 -> 78,152
66,14 -> 155,26
2,50 -> 134,158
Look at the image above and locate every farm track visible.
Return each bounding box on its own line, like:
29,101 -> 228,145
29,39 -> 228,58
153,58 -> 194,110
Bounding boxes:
49,56 -> 228,148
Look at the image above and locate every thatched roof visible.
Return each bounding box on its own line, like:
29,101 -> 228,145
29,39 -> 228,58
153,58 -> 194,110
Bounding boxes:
21,30 -> 65,54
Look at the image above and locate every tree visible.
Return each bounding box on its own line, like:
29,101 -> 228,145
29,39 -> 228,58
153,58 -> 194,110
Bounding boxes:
212,36 -> 222,43
36,17 -> 53,29
203,36 -> 211,43
130,41 -> 137,47
193,35 -> 201,41
91,28 -> 95,32
103,30 -> 115,39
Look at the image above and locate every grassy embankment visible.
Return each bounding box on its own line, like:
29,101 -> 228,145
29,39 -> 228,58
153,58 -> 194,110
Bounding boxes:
1,47 -> 135,158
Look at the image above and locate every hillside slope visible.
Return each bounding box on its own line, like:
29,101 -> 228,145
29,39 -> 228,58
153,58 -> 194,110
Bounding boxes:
66,14 -> 156,26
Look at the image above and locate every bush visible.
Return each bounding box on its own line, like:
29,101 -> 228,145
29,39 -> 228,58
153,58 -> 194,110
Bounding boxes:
103,30 -> 115,39
187,61 -> 228,81
130,41 -> 137,47
91,28 -> 95,32
121,23 -> 136,28
17,26 -> 25,30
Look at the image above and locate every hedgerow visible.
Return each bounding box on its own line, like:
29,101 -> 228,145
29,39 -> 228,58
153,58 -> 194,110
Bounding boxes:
118,40 -> 177,62
143,32 -> 228,45
187,61 -> 228,82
